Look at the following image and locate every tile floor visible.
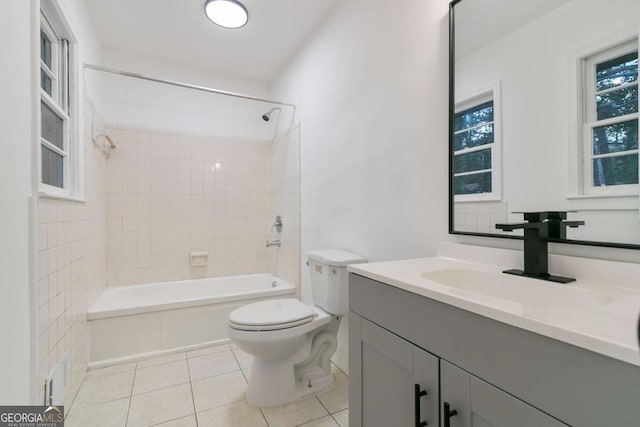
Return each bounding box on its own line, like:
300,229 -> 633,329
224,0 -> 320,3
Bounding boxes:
66,343 -> 349,427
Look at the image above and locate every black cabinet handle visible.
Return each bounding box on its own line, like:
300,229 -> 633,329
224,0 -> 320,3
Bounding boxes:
414,383 -> 428,427
443,402 -> 458,427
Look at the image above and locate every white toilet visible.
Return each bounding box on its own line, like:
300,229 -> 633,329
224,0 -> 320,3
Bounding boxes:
228,249 -> 366,407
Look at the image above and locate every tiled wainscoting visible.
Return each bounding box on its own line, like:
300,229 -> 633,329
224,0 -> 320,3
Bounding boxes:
66,343 -> 348,427
37,97 -> 107,407
453,200 -> 506,234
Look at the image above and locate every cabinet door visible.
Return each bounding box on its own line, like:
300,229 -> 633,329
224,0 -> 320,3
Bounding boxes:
441,361 -> 567,427
349,314 -> 439,427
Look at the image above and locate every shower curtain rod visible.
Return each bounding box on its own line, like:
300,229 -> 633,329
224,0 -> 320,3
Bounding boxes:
83,63 -> 297,111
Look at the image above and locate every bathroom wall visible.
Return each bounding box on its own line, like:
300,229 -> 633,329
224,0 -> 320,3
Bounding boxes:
0,0 -> 104,404
271,0 -> 451,371
455,0 -> 640,245
269,125 -> 302,288
0,0 -> 35,405
105,126 -> 274,286
36,98 -> 108,408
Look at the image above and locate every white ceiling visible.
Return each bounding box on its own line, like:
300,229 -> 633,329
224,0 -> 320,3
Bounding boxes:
85,0 -> 339,81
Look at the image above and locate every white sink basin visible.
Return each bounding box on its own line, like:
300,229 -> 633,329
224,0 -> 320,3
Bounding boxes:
421,268 -> 638,343
421,268 -> 613,308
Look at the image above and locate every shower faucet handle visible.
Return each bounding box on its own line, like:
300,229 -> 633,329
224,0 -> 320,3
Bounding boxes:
271,215 -> 283,233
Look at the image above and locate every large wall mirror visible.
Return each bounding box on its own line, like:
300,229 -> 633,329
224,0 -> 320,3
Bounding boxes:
449,0 -> 640,249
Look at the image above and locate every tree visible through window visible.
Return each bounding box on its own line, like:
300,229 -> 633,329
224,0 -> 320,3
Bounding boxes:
584,42 -> 639,191
453,100 -> 495,196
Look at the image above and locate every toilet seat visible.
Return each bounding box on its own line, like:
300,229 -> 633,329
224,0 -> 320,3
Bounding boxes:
228,299 -> 314,331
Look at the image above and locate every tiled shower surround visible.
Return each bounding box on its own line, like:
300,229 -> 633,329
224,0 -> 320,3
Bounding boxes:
36,112 -> 300,409
269,126 -> 301,288
105,125 -> 300,287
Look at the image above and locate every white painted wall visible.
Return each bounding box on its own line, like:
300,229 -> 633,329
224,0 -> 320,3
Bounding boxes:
59,0 -> 103,99
455,0 -> 640,244
0,0 -> 35,404
88,50 -> 281,140
272,0 -> 451,371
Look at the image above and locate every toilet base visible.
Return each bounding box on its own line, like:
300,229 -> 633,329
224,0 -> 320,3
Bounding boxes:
246,360 -> 334,407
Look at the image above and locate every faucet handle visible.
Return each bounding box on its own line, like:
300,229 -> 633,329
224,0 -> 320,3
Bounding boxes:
271,215 -> 283,233
496,222 -> 529,232
562,220 -> 585,229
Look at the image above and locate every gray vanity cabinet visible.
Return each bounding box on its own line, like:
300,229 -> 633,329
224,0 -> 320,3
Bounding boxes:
349,314 -> 439,427
441,361 -> 566,427
349,273 -> 640,426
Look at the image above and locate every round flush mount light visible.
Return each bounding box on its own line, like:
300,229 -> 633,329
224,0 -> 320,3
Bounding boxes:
204,0 -> 248,29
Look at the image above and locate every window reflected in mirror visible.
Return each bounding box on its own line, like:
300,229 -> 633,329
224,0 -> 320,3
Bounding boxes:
451,0 -> 640,247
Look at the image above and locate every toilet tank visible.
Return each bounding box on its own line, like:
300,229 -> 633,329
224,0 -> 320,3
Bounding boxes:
307,249 -> 367,315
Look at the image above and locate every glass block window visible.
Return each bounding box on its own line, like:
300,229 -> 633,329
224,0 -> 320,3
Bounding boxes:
583,41 -> 639,192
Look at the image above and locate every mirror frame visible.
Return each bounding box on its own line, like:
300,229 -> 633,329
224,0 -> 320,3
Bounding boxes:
448,0 -> 640,250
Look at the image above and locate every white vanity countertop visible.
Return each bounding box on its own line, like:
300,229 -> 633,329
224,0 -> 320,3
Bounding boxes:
348,243 -> 640,367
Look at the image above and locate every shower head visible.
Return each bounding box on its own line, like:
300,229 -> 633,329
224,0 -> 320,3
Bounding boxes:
262,107 -> 281,122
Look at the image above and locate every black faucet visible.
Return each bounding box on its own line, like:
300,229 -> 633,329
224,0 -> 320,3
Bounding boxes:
495,211 -> 585,283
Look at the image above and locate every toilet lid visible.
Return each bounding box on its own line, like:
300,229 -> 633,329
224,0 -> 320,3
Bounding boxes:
228,299 -> 314,328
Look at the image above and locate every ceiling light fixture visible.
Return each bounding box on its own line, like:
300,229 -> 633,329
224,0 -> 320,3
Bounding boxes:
204,0 -> 248,29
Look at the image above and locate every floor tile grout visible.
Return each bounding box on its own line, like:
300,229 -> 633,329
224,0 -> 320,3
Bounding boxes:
124,365 -> 137,427
71,396 -> 131,412
149,414 -> 194,426
185,356 -> 199,427
68,344 -> 348,427
313,394 -> 334,424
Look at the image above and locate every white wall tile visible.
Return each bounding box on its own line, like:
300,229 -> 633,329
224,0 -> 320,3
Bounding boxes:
104,125 -> 291,286
37,97 -> 108,407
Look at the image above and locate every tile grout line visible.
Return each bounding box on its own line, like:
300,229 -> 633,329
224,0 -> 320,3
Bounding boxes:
284,396 -> 334,427
149,415 -> 194,427
315,394 -> 329,412
186,344 -> 232,360
185,356 -> 199,427
329,411 -> 344,427
259,408 -> 271,427
130,355 -> 243,398
67,370 -> 139,416
124,364 -> 138,427
229,348 -> 247,382
230,348 -> 272,427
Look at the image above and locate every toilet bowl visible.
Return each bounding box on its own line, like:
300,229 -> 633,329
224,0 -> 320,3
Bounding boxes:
227,249 -> 366,407
228,299 -> 337,407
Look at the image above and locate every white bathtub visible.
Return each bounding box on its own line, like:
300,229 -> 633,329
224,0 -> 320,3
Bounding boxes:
88,273 -> 296,366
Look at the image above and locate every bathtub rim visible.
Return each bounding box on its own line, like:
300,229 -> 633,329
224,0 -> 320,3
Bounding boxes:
88,273 -> 296,321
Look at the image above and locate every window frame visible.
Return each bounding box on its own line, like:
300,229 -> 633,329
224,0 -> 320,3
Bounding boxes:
40,16 -> 59,101
453,83 -> 503,203
581,39 -> 639,197
38,0 -> 81,199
